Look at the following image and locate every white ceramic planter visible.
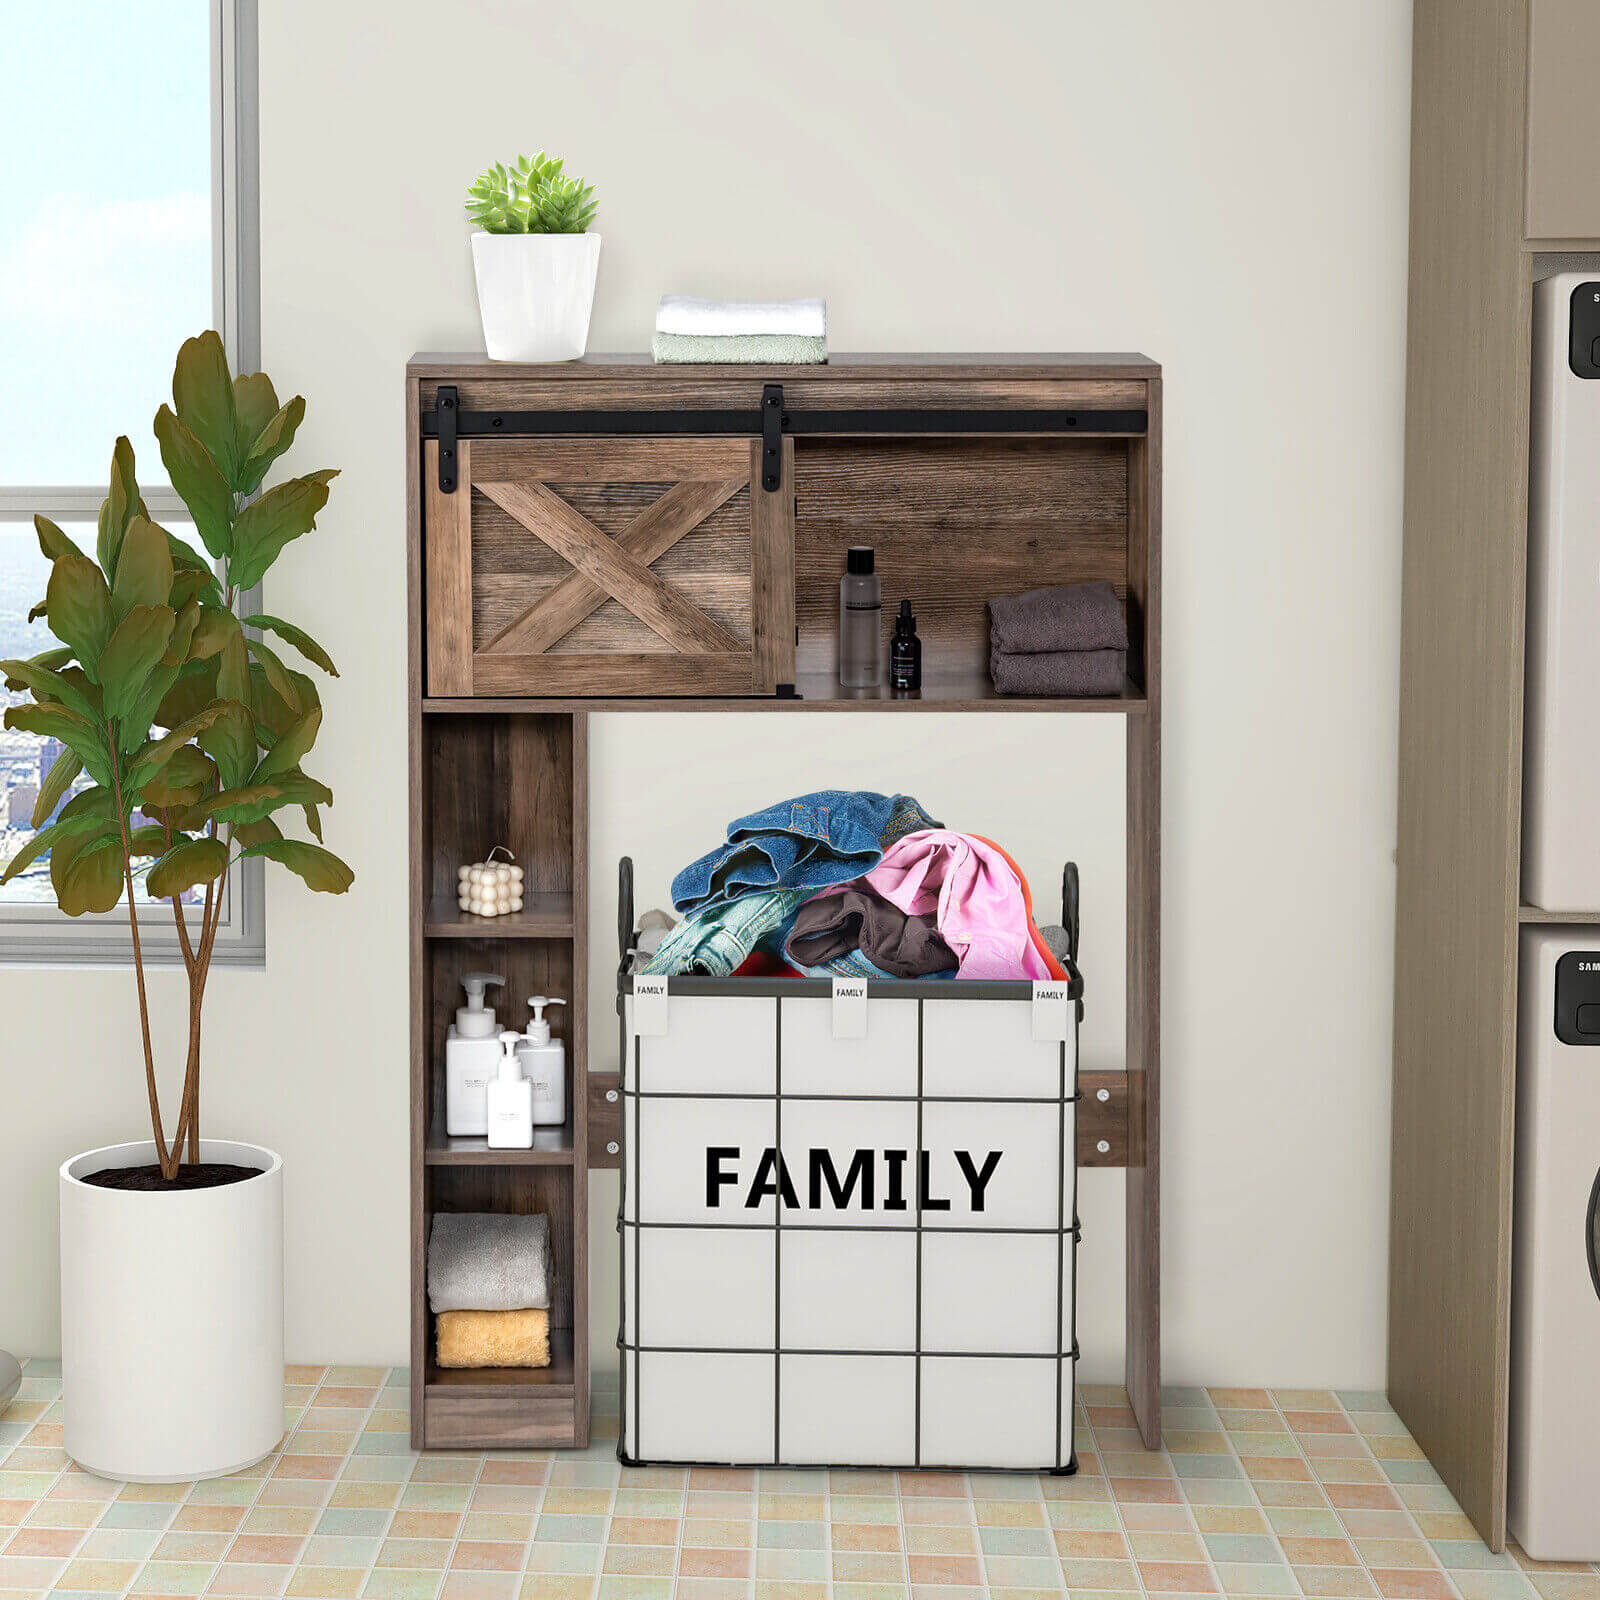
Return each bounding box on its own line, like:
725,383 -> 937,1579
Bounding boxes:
59,1140 -> 283,1481
470,232 -> 601,361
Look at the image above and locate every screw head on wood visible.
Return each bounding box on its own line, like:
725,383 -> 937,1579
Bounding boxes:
1096,1139 -> 1110,1154
606,1141 -> 619,1155
606,1089 -> 618,1103
1096,1088 -> 1110,1102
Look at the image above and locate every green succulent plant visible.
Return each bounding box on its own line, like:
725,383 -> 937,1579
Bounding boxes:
0,331 -> 353,1180
465,151 -> 598,234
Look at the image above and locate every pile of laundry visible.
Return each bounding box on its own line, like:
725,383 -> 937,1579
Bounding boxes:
635,790 -> 1071,981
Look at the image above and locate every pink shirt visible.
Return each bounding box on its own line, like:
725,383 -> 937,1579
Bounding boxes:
819,829 -> 1051,980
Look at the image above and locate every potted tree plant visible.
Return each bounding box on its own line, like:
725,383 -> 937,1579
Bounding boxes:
1,332 -> 353,1482
466,150 -> 601,361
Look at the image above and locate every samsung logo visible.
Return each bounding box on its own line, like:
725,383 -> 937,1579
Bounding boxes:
1581,962 -> 1600,972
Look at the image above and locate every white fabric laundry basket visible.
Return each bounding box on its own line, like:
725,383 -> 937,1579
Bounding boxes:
615,858 -> 1082,1473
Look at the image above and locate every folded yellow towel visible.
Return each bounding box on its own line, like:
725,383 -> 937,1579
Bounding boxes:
435,1308 -> 551,1369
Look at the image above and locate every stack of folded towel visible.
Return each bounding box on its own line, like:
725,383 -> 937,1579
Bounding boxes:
988,581 -> 1128,697
651,296 -> 827,364
427,1212 -> 553,1369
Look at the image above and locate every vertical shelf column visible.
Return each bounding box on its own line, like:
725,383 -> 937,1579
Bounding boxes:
1125,379 -> 1162,1448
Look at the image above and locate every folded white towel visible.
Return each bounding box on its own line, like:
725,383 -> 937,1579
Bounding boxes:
656,296 -> 826,338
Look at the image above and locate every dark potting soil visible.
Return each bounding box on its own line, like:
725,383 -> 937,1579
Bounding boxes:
80,1162 -> 263,1193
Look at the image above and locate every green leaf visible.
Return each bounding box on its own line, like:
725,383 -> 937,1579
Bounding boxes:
301,803 -> 323,841
249,660 -> 317,743
118,663 -> 181,753
232,370 -> 280,455
153,659 -> 219,731
147,836 -> 229,898
189,606 -> 239,660
171,330 -> 240,485
139,744 -> 217,809
126,702 -> 229,790
228,469 -> 338,591
245,634 -> 303,713
217,626 -> 251,704
183,783 -> 284,826
165,595 -> 202,667
0,810 -> 112,885
238,395 -> 305,496
46,551 -> 113,674
35,515 -> 85,562
58,835 -> 126,915
241,613 -> 337,676
127,824 -> 174,857
196,700 -> 257,789
98,606 -> 176,722
110,515 -> 175,618
31,746 -> 83,827
239,837 -> 354,893
97,436 -> 145,577
3,703 -> 110,786
154,405 -> 234,559
233,816 -> 283,847
0,656 -> 100,721
254,704 -> 321,782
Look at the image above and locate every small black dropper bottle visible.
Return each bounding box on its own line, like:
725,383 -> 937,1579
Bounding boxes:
889,599 -> 921,693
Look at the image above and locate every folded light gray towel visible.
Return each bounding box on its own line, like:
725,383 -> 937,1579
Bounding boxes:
651,331 -> 828,365
428,1212 -> 551,1313
1038,924 -> 1072,964
988,582 -> 1128,655
989,647 -> 1125,697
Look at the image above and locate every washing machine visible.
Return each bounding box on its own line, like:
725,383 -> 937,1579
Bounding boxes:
1524,273 -> 1600,910
1510,931 -> 1600,1559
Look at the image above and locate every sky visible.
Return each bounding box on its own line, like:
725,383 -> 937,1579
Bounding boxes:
0,1 -> 213,487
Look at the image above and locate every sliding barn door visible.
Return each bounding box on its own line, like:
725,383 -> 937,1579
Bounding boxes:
424,437 -> 794,697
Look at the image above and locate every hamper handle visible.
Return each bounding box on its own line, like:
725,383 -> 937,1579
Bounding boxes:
618,856 -> 635,966
1061,861 -> 1080,964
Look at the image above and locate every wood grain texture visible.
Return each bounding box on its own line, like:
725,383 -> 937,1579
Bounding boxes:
485,479 -> 747,654
1125,382 -> 1162,1451
751,439 -> 796,690
570,712 -> 591,1447
424,440 -> 474,696
464,438 -> 751,482
794,438 -> 1128,676
406,376 -> 428,1448
424,1387 -> 576,1450
1524,0 -> 1600,240
1390,0 -> 1531,1549
478,480 -> 747,656
471,653 -> 754,697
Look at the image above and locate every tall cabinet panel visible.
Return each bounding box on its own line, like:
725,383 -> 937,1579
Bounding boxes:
1525,0 -> 1600,241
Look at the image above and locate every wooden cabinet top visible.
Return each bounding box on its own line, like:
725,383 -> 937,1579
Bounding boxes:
408,352 -> 1160,382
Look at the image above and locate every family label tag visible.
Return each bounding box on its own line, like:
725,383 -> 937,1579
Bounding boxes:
831,976 -> 868,1038
1031,980 -> 1070,1042
633,975 -> 669,1037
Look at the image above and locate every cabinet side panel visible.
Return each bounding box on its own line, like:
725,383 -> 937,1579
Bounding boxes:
1390,0 -> 1530,1549
1525,0 -> 1600,241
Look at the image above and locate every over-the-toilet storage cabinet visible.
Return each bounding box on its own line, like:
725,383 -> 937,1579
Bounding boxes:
405,353 -> 1162,1455
1392,0 -> 1600,1549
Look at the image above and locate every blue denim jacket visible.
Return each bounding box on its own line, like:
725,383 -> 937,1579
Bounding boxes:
671,790 -> 941,914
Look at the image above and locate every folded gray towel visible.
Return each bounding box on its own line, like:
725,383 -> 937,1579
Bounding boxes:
989,647 -> 1125,697
428,1212 -> 551,1313
988,582 -> 1128,655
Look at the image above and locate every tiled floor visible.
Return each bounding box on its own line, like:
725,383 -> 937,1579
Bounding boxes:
0,1366 -> 1590,1600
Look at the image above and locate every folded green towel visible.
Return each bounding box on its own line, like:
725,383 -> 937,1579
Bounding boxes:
651,331 -> 827,364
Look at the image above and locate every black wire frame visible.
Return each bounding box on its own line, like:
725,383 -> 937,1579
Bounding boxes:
616,988 -> 1082,1474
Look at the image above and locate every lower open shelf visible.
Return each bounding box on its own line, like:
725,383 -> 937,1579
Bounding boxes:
426,1327 -> 575,1393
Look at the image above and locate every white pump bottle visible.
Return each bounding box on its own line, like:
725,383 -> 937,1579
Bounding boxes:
516,996 -> 567,1127
445,972 -> 504,1136
486,1031 -> 534,1149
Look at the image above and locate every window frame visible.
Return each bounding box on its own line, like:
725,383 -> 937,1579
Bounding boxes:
0,0 -> 262,967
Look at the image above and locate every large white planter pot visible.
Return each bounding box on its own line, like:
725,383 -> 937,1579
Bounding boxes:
60,1140 -> 283,1481
470,232 -> 601,361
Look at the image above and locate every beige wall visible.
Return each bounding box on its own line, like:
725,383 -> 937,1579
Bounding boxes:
0,0 -> 1412,1387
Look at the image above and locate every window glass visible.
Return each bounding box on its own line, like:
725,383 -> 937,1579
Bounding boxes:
0,2 -> 212,486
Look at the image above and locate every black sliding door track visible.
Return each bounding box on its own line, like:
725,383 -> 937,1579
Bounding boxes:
419,407 -> 1149,439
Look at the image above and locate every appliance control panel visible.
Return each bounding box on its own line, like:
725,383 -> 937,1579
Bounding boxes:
1554,950 -> 1600,1043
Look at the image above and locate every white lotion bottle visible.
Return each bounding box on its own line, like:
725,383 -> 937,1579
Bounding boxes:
486,1031 -> 534,1149
445,972 -> 504,1136
516,996 -> 567,1127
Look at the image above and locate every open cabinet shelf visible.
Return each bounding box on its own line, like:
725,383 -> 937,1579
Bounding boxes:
407,352 -> 1162,1456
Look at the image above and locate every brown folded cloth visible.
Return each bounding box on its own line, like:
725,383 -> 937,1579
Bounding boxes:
989,648 -> 1126,697
436,1308 -> 551,1369
988,581 -> 1128,655
786,887 -> 958,977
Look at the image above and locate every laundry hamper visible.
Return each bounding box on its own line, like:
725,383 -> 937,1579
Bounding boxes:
615,857 -> 1083,1472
